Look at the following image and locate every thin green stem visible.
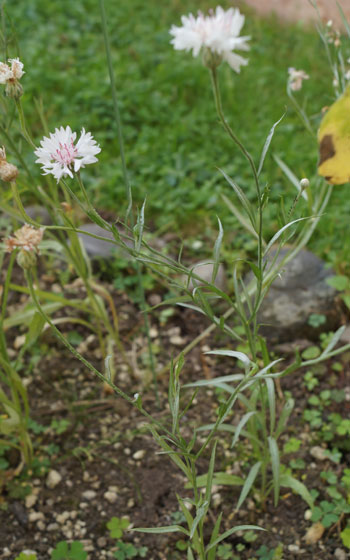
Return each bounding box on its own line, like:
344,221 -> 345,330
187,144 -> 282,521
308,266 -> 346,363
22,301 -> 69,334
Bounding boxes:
98,0 -> 132,220
15,99 -> 36,149
210,66 -> 263,360
99,0 -> 158,404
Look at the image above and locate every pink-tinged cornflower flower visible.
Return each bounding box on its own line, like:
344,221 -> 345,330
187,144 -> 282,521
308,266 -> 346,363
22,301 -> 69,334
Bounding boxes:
34,126 -> 101,182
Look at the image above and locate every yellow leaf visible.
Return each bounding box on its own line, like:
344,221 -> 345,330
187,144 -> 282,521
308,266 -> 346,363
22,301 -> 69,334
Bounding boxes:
318,85 -> 350,185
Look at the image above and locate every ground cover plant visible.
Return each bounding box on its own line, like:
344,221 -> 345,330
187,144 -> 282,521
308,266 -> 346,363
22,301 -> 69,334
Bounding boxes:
1,0 -> 350,559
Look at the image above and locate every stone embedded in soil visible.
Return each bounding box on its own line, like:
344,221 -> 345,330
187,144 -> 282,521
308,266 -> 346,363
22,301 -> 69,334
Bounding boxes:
252,248 -> 338,341
310,445 -> 328,461
103,490 -> 118,503
334,548 -> 348,560
77,222 -> 132,259
82,489 -> 97,500
25,493 -> 38,508
132,449 -> 146,460
304,522 -> 325,545
24,205 -> 52,225
182,261 -> 227,292
46,469 -> 62,489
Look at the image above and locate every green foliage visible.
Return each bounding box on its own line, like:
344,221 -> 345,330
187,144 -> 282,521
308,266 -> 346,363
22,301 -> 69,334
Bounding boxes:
6,0 -> 350,267
303,370 -> 319,391
217,543 -> 233,559
107,517 -> 130,539
301,346 -> 321,360
283,437 -> 301,454
311,499 -> 350,528
307,313 -> 326,328
51,541 -> 87,560
14,554 -> 37,560
66,331 -> 84,346
113,542 -> 148,560
341,526 -> 350,549
256,544 -> 284,560
50,419 -> 71,435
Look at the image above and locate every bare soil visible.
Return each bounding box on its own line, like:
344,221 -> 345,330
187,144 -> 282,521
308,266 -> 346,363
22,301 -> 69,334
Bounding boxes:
1,260 -> 350,559
242,0 -> 350,28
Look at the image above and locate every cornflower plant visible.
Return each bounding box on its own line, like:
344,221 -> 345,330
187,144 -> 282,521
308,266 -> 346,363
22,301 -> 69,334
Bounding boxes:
2,0 -> 350,557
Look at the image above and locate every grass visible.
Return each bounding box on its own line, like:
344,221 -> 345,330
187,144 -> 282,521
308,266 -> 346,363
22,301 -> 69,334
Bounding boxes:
4,0 -> 350,269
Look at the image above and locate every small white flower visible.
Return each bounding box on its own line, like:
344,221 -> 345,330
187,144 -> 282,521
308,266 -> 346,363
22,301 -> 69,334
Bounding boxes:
0,57 -> 24,98
34,126 -> 101,182
169,6 -> 250,72
288,67 -> 309,91
345,69 -> 350,81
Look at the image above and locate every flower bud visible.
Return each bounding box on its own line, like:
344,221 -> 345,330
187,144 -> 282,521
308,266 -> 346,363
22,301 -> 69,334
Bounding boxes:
202,47 -> 222,70
300,178 -> 309,189
5,80 -> 23,99
16,249 -> 37,270
0,160 -> 18,182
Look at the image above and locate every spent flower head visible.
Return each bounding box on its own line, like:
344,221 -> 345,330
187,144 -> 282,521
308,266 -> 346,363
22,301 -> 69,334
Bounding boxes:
34,126 -> 101,182
4,224 -> 44,254
0,58 -> 24,98
4,224 -> 44,269
288,67 -> 309,91
170,6 -> 250,72
0,146 -> 18,182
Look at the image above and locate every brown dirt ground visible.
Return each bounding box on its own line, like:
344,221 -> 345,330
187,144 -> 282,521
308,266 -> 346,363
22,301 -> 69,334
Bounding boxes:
1,260 -> 350,559
242,0 -> 350,28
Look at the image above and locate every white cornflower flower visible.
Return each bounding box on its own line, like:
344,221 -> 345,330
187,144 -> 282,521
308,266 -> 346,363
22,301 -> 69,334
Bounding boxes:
0,57 -> 24,98
288,67 -> 309,91
34,126 -> 101,182
169,6 -> 250,72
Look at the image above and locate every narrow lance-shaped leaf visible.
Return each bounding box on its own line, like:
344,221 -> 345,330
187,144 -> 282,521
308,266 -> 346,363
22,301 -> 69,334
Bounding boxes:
206,440 -> 217,503
265,378 -> 276,434
231,411 -> 257,448
274,398 -> 294,439
273,154 -> 308,200
268,436 -> 280,506
236,461 -> 262,510
264,217 -> 311,256
132,525 -> 190,535
212,217 -> 223,283
258,114 -> 285,176
221,193 -> 259,240
205,525 -> 266,552
134,197 -> 146,253
208,512 -> 223,560
190,501 -> 209,539
280,473 -> 314,510
219,168 -> 256,229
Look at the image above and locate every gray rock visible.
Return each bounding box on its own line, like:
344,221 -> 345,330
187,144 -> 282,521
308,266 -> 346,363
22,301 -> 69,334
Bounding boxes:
254,248 -> 338,341
183,262 -> 227,292
77,223 -> 131,259
24,205 -> 52,225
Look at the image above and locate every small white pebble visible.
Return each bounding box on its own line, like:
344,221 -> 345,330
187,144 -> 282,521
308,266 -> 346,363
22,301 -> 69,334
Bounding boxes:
132,449 -> 146,460
104,491 -> 117,504
47,522 -> 60,531
46,470 -> 62,489
29,512 -> 44,522
25,494 -> 38,508
56,511 -> 70,524
82,490 -> 97,501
